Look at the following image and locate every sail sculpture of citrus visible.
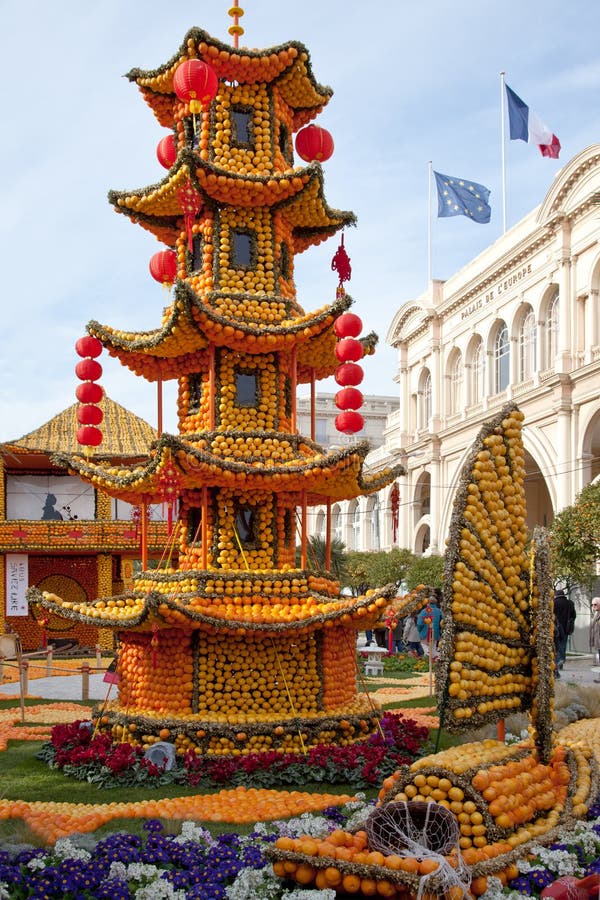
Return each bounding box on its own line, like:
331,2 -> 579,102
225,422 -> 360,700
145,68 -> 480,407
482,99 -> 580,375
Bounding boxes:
436,403 -> 555,762
30,26 -> 403,754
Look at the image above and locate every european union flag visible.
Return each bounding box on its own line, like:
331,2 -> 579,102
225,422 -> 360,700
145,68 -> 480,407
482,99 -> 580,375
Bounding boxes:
433,171 -> 491,224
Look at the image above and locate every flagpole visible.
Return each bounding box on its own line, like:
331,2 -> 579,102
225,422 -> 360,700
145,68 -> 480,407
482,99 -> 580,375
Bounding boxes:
500,71 -> 507,234
427,160 -> 432,283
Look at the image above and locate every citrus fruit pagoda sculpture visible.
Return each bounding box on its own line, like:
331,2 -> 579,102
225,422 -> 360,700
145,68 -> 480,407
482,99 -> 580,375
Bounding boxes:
29,23 -> 403,755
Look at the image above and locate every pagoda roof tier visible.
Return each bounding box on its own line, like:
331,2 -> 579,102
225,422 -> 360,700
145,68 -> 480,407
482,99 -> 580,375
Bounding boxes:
109,155 -> 355,250
51,434 -> 404,506
127,28 -> 332,130
87,286 -> 376,383
30,581 -> 395,637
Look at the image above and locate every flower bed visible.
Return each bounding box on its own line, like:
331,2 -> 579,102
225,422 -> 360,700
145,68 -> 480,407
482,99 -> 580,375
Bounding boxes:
37,712 -> 429,791
1,801 -> 600,898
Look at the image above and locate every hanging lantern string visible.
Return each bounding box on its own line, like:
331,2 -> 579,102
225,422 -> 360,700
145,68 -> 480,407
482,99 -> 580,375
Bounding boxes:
227,4 -> 245,48
226,505 -> 250,571
269,637 -> 307,755
343,630 -> 386,739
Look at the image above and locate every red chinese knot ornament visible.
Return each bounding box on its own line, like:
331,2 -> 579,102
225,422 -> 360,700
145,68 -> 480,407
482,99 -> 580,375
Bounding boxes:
390,483 -> 400,543
331,233 -> 352,291
177,181 -> 202,252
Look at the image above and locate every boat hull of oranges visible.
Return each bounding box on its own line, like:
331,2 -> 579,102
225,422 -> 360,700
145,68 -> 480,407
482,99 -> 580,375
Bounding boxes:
269,734 -> 599,897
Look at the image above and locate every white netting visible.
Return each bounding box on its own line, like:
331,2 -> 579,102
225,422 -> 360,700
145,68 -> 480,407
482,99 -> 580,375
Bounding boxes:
365,801 -> 472,899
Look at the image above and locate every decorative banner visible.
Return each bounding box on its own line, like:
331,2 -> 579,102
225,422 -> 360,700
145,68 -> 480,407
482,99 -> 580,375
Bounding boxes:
5,554 -> 28,617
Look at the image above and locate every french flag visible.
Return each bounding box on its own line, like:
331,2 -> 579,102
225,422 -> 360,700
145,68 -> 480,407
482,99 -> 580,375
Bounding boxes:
505,84 -> 561,159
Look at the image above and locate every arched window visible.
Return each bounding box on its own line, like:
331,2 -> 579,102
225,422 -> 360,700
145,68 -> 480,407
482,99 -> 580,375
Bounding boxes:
350,501 -> 361,549
493,323 -> 510,393
332,505 -> 342,543
370,495 -> 380,549
471,338 -> 484,404
315,510 -> 326,539
546,290 -> 559,367
518,307 -> 536,381
418,369 -> 432,429
448,351 -> 463,414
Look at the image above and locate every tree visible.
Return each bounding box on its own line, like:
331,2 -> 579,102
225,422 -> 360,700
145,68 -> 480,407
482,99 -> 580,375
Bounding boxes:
297,535 -> 348,583
345,548 -> 415,594
404,554 -> 445,591
549,482 -> 600,591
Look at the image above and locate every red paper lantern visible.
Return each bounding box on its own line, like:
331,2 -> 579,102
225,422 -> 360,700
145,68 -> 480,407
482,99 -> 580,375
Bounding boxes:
334,337 -> 364,363
173,59 -> 218,113
295,125 -> 334,162
335,362 -> 364,386
77,405 -> 104,426
75,359 -> 102,382
335,387 -> 364,410
335,410 -> 364,435
156,134 -> 177,168
75,335 -> 103,358
334,312 -> 362,339
76,425 -> 103,447
76,382 -> 103,403
149,249 -> 178,286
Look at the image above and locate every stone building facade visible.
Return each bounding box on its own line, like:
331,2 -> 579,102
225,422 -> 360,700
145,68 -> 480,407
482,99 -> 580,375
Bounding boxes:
308,144 -> 600,565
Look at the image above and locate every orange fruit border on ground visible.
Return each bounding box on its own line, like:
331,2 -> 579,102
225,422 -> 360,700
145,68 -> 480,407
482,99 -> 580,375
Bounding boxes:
0,700 -> 356,842
0,788 -> 357,844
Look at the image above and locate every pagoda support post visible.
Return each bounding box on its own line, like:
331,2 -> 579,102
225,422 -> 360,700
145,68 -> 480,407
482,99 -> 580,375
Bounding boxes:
141,499 -> 148,571
326,499 -> 332,572
208,344 -> 216,431
157,373 -> 163,436
300,490 -> 308,569
291,347 -> 297,432
310,368 -> 316,441
201,486 -> 208,569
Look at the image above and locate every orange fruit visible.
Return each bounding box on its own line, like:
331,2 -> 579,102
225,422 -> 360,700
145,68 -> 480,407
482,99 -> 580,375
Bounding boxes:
342,873 -> 362,893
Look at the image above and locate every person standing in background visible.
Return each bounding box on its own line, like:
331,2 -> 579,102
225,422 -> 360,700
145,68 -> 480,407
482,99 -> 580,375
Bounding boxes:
417,596 -> 442,660
553,589 -> 576,670
591,597 -> 600,683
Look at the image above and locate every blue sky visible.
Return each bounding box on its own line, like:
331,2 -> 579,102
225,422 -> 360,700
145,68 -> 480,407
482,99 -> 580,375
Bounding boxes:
0,1 -> 598,440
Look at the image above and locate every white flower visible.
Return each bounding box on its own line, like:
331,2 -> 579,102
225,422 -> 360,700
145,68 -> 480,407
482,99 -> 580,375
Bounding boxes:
174,821 -> 214,845
134,881 -> 187,900
282,815 -> 330,838
53,837 -> 91,861
226,865 -> 282,899
108,861 -> 128,880
26,857 -> 47,871
0,884 -> 11,899
126,862 -> 166,882
535,846 -> 582,877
